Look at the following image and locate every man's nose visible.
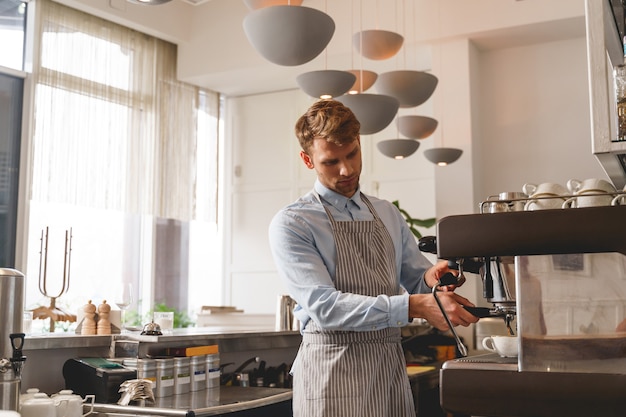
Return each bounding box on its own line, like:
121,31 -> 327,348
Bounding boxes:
339,161 -> 353,176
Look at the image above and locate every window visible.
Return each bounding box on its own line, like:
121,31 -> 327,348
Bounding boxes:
25,0 -> 221,332
0,73 -> 22,267
0,0 -> 27,71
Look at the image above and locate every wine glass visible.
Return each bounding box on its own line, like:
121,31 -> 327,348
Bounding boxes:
114,283 -> 133,330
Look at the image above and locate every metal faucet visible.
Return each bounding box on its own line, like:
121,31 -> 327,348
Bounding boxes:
234,356 -> 260,374
220,356 -> 261,386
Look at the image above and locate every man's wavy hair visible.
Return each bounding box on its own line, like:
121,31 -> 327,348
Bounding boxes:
295,100 -> 361,153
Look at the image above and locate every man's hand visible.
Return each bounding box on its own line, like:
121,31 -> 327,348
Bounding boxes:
409,292 -> 479,331
424,260 -> 466,290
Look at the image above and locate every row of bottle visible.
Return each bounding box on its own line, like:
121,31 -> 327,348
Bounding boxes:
614,36 -> 626,141
128,354 -> 220,398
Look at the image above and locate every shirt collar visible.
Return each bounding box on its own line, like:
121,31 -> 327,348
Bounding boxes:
314,179 -> 363,211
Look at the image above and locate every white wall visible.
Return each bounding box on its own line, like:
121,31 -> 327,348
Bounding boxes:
473,36 -> 606,200
224,89 -> 440,314
48,0 -> 611,340
224,31 -> 611,350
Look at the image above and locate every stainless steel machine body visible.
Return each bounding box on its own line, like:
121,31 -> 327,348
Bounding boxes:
433,205 -> 626,417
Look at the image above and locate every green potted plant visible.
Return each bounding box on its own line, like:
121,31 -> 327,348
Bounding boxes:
392,200 -> 436,239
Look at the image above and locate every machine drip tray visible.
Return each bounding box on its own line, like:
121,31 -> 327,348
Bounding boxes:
442,352 -> 518,371
440,353 -> 626,417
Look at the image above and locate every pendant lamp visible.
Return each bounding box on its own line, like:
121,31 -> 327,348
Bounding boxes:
424,4 -> 463,166
336,94 -> 399,135
424,147 -> 463,166
244,0 -> 303,10
345,0 -> 378,94
376,71 -> 438,108
396,115 -> 438,139
353,30 -> 404,60
297,70 -> 357,99
377,139 -> 420,159
346,69 -> 377,94
243,6 -> 335,66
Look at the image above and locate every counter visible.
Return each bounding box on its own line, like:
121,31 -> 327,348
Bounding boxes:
20,327 -> 301,396
88,386 -> 292,417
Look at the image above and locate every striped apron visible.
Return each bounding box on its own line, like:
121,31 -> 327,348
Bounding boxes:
292,193 -> 416,417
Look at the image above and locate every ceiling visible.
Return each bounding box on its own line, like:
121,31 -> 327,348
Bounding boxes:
56,0 -> 587,97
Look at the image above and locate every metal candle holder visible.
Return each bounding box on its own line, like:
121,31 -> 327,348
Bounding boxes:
33,227 -> 76,332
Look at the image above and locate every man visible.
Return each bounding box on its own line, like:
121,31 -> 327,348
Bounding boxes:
268,100 -> 478,417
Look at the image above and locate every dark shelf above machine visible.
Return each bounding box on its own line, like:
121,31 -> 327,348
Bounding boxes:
435,205 -> 626,259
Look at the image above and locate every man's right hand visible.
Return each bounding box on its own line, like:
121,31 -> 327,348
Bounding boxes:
409,292 -> 479,331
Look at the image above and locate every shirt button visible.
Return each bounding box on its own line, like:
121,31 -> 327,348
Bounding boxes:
397,321 -> 403,325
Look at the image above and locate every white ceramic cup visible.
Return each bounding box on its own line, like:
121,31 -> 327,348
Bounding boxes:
482,335 -> 519,358
524,195 -> 565,211
567,178 -> 616,195
522,182 -> 568,211
562,193 -> 613,208
612,193 -> 626,206
522,182 -> 568,197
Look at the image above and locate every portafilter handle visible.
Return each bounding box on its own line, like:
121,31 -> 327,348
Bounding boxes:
432,273 -> 468,357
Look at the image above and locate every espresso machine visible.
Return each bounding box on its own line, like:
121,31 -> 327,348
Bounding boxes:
424,203 -> 626,417
0,268 -> 26,412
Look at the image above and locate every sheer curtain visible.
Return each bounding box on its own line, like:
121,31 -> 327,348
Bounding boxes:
32,0 -> 218,221
25,0 -> 220,330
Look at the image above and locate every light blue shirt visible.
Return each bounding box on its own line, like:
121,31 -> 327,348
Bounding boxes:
268,180 -> 434,332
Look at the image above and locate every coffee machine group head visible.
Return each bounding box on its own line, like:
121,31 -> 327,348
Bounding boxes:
418,236 -> 517,336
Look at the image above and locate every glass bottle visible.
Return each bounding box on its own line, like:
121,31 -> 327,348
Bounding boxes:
614,37 -> 626,141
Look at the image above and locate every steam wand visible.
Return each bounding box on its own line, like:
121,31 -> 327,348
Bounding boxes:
432,272 -> 468,357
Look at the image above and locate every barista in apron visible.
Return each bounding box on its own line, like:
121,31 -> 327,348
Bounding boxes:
269,99 -> 478,417
292,192 -> 415,417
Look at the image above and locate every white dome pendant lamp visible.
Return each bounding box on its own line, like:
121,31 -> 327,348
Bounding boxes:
377,138 -> 420,160
296,0 -> 356,101
243,5 -> 335,66
424,5 -> 463,166
346,69 -> 377,94
297,70 -> 356,99
346,0 -> 377,94
353,29 -> 403,60
396,115 -> 438,139
376,70 -> 438,108
424,147 -> 462,166
336,93 -> 399,135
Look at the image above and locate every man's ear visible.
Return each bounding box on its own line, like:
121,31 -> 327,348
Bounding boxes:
300,150 -> 314,169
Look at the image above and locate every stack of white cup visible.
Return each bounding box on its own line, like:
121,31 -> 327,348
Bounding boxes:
522,182 -> 568,210
562,178 -> 616,208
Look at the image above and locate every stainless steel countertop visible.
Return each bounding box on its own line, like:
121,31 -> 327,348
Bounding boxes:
89,386 -> 292,417
22,327 -> 300,351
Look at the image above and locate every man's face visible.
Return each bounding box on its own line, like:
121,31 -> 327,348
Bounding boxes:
300,137 -> 362,198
